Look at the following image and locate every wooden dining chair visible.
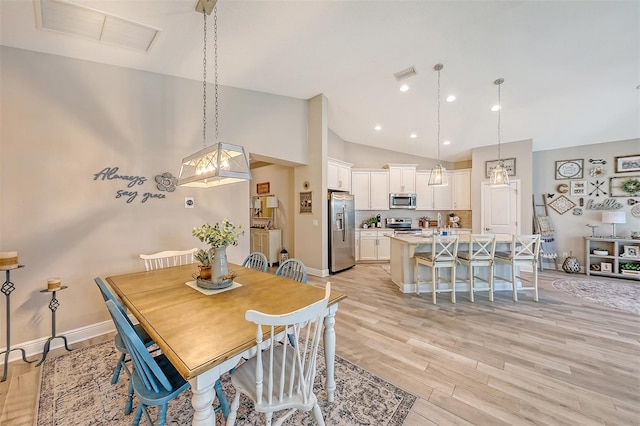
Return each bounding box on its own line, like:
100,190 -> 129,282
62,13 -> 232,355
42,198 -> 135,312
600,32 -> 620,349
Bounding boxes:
414,235 -> 459,304
226,282 -> 331,426
457,234 -> 497,302
242,251 -> 269,272
94,277 -> 156,415
275,258 -> 308,283
494,234 -> 541,302
139,248 -> 198,271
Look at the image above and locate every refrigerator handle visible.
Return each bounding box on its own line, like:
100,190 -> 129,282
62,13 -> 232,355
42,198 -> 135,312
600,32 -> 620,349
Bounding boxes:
342,206 -> 347,242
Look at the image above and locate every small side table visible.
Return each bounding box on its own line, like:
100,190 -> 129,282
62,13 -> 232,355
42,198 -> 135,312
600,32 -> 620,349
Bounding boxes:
36,286 -> 72,366
1,265 -> 36,382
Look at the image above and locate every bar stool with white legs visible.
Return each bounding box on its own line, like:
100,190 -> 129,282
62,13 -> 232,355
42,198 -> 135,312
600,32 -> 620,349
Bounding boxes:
457,234 -> 496,302
414,235 -> 459,304
494,234 -> 541,302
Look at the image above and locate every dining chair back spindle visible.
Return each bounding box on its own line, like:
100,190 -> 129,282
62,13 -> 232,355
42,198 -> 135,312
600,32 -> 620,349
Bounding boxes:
457,234 -> 497,302
226,282 -> 332,426
414,235 -> 459,304
94,277 -> 156,414
140,248 -> 198,271
242,251 -> 269,272
105,299 -> 192,426
275,258 -> 308,283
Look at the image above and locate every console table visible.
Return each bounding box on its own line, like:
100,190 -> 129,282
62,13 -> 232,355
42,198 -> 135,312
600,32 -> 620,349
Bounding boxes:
584,237 -> 640,280
1,265 -> 35,382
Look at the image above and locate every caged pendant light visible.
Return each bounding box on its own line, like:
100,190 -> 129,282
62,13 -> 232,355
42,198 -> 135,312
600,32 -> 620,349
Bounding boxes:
489,78 -> 510,187
428,64 -> 448,186
177,0 -> 251,188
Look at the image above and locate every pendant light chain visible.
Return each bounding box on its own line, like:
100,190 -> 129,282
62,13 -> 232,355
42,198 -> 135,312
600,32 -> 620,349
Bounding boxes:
214,6 -> 219,142
436,67 -> 441,163
202,11 -> 207,148
497,81 -> 502,162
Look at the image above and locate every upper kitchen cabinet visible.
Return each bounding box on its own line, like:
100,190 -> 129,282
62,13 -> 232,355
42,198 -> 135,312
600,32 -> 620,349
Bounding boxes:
384,164 -> 417,194
352,169 -> 389,210
415,169 -> 470,210
415,170 -> 453,210
327,158 -> 353,192
452,170 -> 471,210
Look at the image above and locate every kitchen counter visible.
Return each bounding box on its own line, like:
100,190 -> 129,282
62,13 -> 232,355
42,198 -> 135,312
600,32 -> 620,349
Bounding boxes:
389,233 -> 516,293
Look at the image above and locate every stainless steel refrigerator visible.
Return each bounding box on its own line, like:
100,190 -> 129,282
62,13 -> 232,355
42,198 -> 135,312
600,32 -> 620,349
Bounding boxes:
329,191 -> 356,273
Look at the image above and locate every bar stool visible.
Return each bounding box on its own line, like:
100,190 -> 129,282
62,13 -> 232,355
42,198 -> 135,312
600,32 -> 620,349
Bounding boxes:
494,234 -> 541,301
457,234 -> 496,302
414,235 -> 459,304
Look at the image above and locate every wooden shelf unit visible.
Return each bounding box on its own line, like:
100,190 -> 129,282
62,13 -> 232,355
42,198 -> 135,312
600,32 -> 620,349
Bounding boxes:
584,237 -> 640,280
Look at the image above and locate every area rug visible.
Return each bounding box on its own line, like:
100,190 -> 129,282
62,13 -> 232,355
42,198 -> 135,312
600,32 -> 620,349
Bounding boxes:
551,278 -> 640,315
37,341 -> 415,425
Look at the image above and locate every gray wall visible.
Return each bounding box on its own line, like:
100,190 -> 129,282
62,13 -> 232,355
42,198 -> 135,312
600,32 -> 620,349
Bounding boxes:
0,46 -> 308,345
532,139 -> 640,269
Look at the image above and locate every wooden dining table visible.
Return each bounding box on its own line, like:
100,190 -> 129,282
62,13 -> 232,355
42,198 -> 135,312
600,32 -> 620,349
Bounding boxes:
106,263 -> 346,426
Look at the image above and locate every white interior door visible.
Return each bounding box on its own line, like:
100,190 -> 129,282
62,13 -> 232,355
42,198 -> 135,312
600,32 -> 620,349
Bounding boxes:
481,180 -> 520,235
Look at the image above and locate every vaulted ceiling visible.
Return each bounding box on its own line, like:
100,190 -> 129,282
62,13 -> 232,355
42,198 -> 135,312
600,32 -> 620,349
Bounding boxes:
1,0 -> 638,161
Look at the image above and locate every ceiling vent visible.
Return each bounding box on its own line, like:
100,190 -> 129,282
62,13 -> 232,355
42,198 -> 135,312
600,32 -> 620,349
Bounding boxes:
393,66 -> 418,81
36,0 -> 161,52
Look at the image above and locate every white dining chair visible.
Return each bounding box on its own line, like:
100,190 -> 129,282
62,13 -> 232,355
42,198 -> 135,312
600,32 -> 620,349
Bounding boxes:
139,248 -> 198,271
226,282 -> 331,426
494,234 -> 541,301
457,234 -> 496,302
414,235 -> 459,304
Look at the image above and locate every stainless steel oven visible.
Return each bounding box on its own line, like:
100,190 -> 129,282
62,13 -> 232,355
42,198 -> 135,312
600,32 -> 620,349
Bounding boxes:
389,193 -> 417,209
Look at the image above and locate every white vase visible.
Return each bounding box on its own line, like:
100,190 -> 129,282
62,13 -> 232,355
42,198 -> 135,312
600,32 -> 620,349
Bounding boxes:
210,246 -> 229,284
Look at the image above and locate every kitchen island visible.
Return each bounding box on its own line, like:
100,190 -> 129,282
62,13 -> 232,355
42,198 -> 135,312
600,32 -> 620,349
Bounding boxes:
389,233 -> 518,294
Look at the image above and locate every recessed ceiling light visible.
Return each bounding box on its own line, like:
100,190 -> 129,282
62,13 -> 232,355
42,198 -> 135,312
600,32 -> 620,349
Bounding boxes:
399,84 -> 409,92
443,140 -> 450,145
374,125 -> 382,131
446,95 -> 456,102
410,133 -> 417,139
491,105 -> 502,112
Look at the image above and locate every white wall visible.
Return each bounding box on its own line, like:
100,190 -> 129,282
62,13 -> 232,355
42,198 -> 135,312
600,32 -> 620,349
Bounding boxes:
249,165 -> 294,254
0,46 -> 308,346
471,139 -> 534,233
532,139 -> 640,269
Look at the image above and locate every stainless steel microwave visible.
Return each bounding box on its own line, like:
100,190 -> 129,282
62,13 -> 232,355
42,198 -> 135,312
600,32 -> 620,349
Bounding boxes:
389,193 -> 417,209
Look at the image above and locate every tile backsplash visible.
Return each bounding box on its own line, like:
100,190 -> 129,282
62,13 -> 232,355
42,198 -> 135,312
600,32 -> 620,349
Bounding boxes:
355,210 -> 472,229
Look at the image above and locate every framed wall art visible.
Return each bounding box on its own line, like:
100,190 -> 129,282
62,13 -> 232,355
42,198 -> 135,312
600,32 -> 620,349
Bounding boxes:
570,180 -> 587,196
547,195 -> 576,215
555,159 -> 583,180
610,176 -> 640,197
485,158 -> 516,178
256,182 -> 270,195
623,245 -> 639,258
299,191 -> 313,214
614,154 -> 640,173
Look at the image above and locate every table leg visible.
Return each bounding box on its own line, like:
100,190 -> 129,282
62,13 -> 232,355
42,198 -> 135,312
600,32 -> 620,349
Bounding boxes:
189,367 -> 220,426
323,304 -> 339,403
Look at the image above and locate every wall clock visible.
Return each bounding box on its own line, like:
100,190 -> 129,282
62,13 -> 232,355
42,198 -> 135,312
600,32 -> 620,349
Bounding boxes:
555,159 -> 583,180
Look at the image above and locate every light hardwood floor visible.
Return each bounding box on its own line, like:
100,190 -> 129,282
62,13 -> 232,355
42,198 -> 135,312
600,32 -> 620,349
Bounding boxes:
1,265 -> 639,425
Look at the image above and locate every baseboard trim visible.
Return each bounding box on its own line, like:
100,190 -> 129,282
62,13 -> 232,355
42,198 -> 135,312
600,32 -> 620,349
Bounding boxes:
0,320 -> 117,365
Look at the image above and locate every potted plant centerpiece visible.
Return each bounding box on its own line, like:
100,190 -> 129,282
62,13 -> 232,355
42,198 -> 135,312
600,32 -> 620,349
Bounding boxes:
194,248 -> 214,280
193,219 -> 244,287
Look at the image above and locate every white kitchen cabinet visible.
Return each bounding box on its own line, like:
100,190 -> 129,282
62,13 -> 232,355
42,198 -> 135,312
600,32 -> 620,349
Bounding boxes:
355,231 -> 360,261
357,230 -> 390,261
352,169 -> 389,210
415,170 -> 453,210
452,170 -> 471,210
328,158 -> 353,192
250,229 -> 282,266
385,164 -> 417,194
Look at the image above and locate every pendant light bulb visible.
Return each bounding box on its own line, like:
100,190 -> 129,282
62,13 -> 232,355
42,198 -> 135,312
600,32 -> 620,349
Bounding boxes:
489,78 -> 509,187
428,63 -> 448,187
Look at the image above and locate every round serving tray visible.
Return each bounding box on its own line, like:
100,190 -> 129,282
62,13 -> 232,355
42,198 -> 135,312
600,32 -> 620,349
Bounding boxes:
193,275 -> 233,290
